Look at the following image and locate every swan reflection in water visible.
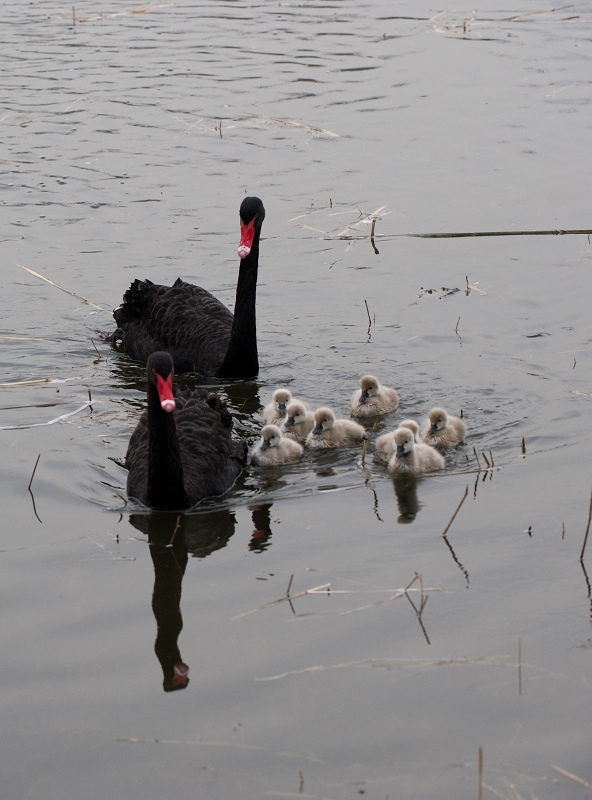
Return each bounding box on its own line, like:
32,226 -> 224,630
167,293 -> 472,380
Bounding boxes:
391,475 -> 420,524
128,503 -> 274,690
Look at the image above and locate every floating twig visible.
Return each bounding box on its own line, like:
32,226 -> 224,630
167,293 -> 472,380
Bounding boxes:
441,485 -> 469,537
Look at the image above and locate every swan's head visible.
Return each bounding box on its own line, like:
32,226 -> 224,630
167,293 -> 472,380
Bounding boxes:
428,407 -> 448,435
394,427 -> 415,457
260,424 -> 282,451
400,419 -> 419,441
359,375 -> 379,403
284,401 -> 306,427
147,351 -> 176,412
273,388 -> 292,415
238,196 -> 266,259
312,407 -> 335,435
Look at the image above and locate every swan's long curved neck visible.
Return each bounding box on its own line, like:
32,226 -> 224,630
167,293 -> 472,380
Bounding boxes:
147,383 -> 189,509
218,232 -> 260,378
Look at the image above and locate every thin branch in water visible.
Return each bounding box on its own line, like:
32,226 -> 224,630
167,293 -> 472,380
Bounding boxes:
489,450 -> 494,467
90,338 -> 102,359
579,485 -> 592,560
364,298 -> 372,327
19,264 -> 109,312
28,454 -> 41,491
370,218 -> 379,255
481,451 -> 490,468
286,573 -> 294,597
441,485 -> 469,537
472,446 -> 482,470
455,316 -> 461,338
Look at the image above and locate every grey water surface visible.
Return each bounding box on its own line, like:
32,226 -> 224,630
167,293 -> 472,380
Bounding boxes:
2,1 -> 592,798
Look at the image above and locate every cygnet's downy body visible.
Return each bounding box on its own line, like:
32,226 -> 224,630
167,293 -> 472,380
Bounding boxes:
251,424 -> 304,466
421,407 -> 466,447
307,407 -> 368,449
282,401 -> 315,444
350,375 -> 399,418
388,427 -> 445,476
375,420 -> 419,462
263,389 -> 292,426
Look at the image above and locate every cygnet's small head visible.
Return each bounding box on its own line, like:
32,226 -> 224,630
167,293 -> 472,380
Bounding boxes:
394,427 -> 415,457
400,419 -> 419,440
284,401 -> 306,427
260,425 -> 282,451
273,389 -> 292,414
312,407 -> 335,435
359,375 -> 379,403
428,407 -> 448,435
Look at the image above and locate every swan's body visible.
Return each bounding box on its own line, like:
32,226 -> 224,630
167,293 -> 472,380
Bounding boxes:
112,197 -> 265,377
250,424 -> 304,466
125,352 -> 247,510
375,419 -> 419,462
307,407 -> 368,449
263,388 -> 292,426
421,407 -> 466,447
388,427 -> 445,476
350,375 -> 399,418
282,400 -> 315,443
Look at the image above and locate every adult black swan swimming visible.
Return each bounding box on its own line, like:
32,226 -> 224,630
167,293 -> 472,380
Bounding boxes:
125,351 -> 248,510
112,196 -> 265,378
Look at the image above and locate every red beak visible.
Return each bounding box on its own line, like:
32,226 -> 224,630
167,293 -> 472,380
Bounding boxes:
155,372 -> 175,412
237,216 -> 257,259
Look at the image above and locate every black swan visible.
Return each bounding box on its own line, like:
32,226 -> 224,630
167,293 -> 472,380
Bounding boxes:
112,196 -> 265,377
125,351 -> 248,510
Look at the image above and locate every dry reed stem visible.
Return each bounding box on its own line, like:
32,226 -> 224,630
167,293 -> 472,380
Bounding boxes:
257,655 -> 508,682
0,401 -> 93,430
551,764 -> 592,789
0,377 -> 81,387
441,485 -> 469,536
473,446 -> 482,469
19,265 -> 109,312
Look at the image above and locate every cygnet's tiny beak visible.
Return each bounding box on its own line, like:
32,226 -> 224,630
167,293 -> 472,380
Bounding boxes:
284,416 -> 295,427
312,423 -> 323,435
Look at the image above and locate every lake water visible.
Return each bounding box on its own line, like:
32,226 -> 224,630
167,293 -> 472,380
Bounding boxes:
2,1 -> 592,798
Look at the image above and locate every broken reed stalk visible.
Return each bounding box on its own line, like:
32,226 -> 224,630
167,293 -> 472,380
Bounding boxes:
360,421 -> 377,465
579,485 -> 592,560
90,338 -> 102,359
481,451 -> 490,468
370,218 -> 379,254
364,299 -> 372,327
472,446 -> 481,469
455,316 -> 461,335
286,574 -> 294,596
478,746 -> 483,800
28,454 -> 41,491
19,265 -> 109,312
441,485 -> 469,537
521,436 -> 526,454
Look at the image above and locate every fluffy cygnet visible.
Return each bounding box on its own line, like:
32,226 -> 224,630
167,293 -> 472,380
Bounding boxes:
251,424 -> 304,466
421,407 -> 466,447
388,427 -> 445,476
263,388 -> 292,426
350,375 -> 399,418
375,419 -> 419,462
307,407 -> 368,449
282,400 -> 315,443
